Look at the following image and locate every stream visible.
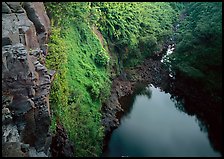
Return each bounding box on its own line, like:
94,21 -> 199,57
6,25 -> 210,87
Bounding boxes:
102,84 -> 221,157
101,43 -> 222,157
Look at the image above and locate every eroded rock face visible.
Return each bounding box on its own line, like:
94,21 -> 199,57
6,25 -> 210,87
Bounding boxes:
101,78 -> 134,133
23,2 -> 50,54
2,2 -> 53,157
51,122 -> 75,157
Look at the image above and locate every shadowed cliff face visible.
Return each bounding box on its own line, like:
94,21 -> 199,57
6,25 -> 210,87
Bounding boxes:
2,2 -> 53,157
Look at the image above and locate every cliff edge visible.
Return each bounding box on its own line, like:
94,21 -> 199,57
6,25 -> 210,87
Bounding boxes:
2,2 -> 52,157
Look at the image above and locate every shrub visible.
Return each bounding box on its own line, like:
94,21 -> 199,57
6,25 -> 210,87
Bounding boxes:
94,50 -> 110,67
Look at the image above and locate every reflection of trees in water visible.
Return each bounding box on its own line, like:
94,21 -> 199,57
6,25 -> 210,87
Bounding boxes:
168,77 -> 222,154
172,95 -> 208,133
118,83 -> 152,118
170,92 -> 210,134
118,80 -> 222,155
134,83 -> 152,99
170,95 -> 186,113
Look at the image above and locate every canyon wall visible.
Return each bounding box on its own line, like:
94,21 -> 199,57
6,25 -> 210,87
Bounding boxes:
2,2 -> 53,157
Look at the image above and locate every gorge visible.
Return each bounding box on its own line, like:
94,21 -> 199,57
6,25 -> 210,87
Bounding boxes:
2,2 -> 222,157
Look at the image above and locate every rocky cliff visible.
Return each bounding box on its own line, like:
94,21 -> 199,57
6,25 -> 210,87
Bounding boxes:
2,2 -> 53,157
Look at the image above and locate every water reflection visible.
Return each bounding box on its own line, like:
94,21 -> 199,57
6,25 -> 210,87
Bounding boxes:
103,84 -> 221,157
171,95 -> 207,133
167,77 -> 222,154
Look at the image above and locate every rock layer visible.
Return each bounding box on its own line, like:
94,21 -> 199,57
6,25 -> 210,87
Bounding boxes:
2,2 -> 52,157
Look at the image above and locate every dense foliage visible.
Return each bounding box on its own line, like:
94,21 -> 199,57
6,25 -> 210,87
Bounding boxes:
164,2 -> 222,100
45,26 -> 69,132
91,2 -> 179,67
44,2 -> 183,157
45,2 -> 111,157
44,2 -> 222,157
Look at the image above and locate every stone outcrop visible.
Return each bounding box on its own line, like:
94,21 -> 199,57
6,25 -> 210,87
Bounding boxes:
2,2 -> 53,157
101,46 -> 171,151
101,78 -> 134,133
101,44 -> 170,135
50,121 -> 75,157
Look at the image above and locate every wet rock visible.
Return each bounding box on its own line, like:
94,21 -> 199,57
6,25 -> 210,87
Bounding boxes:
102,78 -> 133,133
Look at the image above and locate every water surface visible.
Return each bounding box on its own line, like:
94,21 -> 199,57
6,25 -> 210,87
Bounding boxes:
103,84 -> 221,157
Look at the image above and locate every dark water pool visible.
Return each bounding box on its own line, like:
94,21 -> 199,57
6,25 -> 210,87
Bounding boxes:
102,84 -> 221,157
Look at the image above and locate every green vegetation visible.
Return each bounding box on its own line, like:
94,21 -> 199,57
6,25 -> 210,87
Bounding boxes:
45,26 -> 69,132
94,49 -> 110,67
164,2 -> 222,100
91,2 -> 179,67
44,2 -> 182,157
44,2 -> 222,157
45,2 -> 111,157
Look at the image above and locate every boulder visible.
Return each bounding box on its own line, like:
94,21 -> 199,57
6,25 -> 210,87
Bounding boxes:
23,2 -> 50,52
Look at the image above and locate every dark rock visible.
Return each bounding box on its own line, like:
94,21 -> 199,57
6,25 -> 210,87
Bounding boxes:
2,142 -> 28,157
21,143 -> 30,153
6,2 -> 24,13
2,14 -> 20,46
51,122 -> 75,157
2,124 -> 20,143
101,78 -> 133,133
2,2 -> 52,157
2,2 -> 12,13
23,2 -> 50,52
2,12 -> 39,49
16,13 -> 40,50
34,106 -> 51,151
28,147 -> 48,157
49,70 -> 56,82
2,37 -> 12,46
2,107 -> 13,124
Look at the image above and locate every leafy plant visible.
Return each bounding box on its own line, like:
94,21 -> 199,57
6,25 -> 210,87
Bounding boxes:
94,50 -> 110,67
164,2 -> 222,97
45,2 -> 111,157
